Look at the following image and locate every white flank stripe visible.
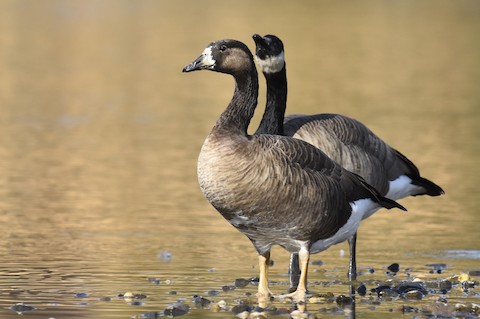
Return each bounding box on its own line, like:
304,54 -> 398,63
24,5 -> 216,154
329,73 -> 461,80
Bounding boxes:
310,198 -> 378,254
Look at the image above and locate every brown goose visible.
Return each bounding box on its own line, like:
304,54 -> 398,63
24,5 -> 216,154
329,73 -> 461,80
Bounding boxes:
252,34 -> 444,288
182,39 -> 406,302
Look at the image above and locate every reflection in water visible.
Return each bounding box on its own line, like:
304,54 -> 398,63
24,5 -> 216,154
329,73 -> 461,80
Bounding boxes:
0,0 -> 479,318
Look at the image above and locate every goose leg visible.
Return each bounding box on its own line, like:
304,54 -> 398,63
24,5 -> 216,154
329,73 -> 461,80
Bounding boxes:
257,251 -> 273,299
348,233 -> 357,283
282,247 -> 309,302
288,253 -> 301,292
347,232 -> 358,298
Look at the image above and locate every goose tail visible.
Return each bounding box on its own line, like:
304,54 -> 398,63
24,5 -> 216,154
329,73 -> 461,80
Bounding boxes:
378,196 -> 407,211
410,175 -> 445,197
357,176 -> 407,212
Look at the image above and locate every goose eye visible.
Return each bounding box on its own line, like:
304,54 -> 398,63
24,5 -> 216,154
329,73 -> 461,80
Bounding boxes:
219,45 -> 227,52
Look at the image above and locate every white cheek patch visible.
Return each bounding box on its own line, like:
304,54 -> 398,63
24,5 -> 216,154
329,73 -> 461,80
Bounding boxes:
201,46 -> 216,67
255,51 -> 285,74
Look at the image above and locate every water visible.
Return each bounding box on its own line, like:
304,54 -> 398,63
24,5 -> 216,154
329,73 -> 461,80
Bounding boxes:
0,0 -> 479,318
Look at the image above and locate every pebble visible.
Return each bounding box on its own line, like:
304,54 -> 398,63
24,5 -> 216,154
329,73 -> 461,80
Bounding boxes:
249,306 -> 268,319
158,250 -> 172,262
387,263 -> 400,273
231,304 -> 252,315
468,270 -> 480,277
357,284 -> 367,296
164,302 -> 190,317
234,278 -> 250,288
207,289 -> 221,296
137,311 -> 162,319
307,292 -> 335,304
130,300 -> 144,306
192,295 -> 211,308
396,282 -> 428,295
439,279 -> 452,292
290,309 -> 317,318
403,290 -> 425,300
121,292 -> 147,300
222,285 -> 236,292
426,263 -> 447,271
216,300 -> 228,310
336,295 -> 354,306
9,303 -> 36,314
147,277 -> 161,284
400,305 -> 419,313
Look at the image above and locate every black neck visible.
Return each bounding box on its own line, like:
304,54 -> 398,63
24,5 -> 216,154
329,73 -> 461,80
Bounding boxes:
213,68 -> 259,135
255,64 -> 287,135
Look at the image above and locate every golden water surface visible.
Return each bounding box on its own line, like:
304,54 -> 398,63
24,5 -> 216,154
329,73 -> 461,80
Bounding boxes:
0,1 -> 479,318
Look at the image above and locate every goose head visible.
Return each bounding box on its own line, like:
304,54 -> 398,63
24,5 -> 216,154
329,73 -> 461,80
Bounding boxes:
183,39 -> 254,77
252,34 -> 285,74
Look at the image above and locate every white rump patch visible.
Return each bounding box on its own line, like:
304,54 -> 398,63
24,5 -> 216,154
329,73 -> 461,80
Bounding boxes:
310,198 -> 379,254
255,51 -> 285,74
386,175 -> 421,200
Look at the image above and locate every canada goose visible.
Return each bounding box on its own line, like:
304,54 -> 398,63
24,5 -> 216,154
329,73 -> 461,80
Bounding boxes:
252,34 -> 444,287
183,39 -> 406,301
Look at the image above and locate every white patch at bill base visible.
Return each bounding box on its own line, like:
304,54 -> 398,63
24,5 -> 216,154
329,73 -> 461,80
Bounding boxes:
201,46 -> 216,67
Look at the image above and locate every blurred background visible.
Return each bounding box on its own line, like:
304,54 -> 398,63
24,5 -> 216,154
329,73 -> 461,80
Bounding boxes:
0,0 -> 479,318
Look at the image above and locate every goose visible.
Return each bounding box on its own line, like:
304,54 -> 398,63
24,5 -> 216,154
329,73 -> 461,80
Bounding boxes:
252,34 -> 444,288
183,39 -> 406,302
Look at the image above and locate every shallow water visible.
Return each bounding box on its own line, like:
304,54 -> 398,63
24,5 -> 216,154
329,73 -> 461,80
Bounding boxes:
0,0 -> 479,318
